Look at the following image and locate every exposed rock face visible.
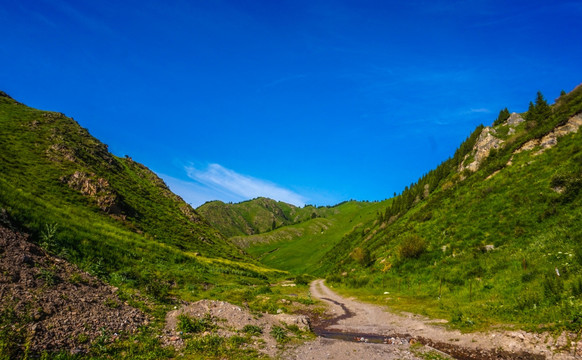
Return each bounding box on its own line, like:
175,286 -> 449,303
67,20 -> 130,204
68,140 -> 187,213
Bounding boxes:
505,112 -> 525,126
515,113 -> 582,156
61,171 -> 124,214
459,127 -> 504,172
46,142 -> 77,163
506,113 -> 525,135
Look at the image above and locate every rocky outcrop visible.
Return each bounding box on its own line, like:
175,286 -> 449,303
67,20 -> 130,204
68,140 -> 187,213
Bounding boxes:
515,113 -> 582,156
505,113 -> 524,135
459,127 -> 504,172
61,171 -> 124,214
459,113 -> 529,173
505,112 -> 525,126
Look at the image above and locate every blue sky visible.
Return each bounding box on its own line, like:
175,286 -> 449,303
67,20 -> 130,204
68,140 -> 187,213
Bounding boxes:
2,0 -> 581,207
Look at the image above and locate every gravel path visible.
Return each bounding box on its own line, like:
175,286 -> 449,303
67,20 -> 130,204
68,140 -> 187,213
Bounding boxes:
282,279 -> 582,360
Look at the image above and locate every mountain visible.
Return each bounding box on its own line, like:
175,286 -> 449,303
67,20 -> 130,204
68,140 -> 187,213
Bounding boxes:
241,84 -> 582,330
0,91 -> 282,303
197,197 -> 340,237
235,200 -> 387,275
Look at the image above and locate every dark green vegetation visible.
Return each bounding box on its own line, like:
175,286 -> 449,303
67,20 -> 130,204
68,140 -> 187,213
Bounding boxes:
197,197 -> 345,237
243,84 -> 582,332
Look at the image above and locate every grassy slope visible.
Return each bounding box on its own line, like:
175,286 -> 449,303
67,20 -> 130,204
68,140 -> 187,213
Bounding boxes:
234,85 -> 582,332
197,197 -> 339,237
238,200 -> 388,275
0,92 -> 284,304
320,85 -> 582,331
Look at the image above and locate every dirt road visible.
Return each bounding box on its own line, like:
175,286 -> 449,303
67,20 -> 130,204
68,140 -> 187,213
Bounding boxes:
283,279 -> 580,360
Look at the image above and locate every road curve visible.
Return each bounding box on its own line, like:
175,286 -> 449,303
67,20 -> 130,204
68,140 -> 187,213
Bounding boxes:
283,279 -> 575,360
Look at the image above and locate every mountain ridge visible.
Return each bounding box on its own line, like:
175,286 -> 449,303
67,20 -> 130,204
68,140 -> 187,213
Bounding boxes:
0,91 -> 284,304
241,83 -> 582,331
197,196 -> 348,238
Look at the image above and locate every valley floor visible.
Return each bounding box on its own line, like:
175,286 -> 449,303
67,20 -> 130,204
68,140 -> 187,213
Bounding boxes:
283,280 -> 581,360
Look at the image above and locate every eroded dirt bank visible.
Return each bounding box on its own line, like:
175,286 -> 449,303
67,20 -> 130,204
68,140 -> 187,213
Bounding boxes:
284,279 -> 581,360
0,225 -> 147,354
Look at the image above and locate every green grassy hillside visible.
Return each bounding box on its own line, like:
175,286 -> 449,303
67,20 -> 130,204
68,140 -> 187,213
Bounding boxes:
197,197 -> 340,237
236,200 -> 388,275
319,85 -> 582,331
0,91 -> 284,303
235,85 -> 582,332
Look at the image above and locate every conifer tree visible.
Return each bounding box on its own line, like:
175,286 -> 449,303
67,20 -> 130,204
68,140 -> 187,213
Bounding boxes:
534,91 -> 551,120
493,107 -> 510,126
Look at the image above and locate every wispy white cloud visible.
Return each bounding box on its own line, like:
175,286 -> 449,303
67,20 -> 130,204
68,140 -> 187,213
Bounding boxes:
158,173 -> 229,207
469,108 -> 490,113
158,164 -> 308,207
186,164 -> 307,206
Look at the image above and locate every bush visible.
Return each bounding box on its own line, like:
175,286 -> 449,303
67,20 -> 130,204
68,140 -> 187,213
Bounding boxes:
399,235 -> 426,259
227,335 -> 246,348
543,274 -> 564,304
346,276 -> 370,288
177,313 -> 215,333
270,326 -> 288,343
295,274 -> 312,286
325,274 -> 342,284
350,247 -> 372,266
39,222 -> 58,252
242,324 -> 262,336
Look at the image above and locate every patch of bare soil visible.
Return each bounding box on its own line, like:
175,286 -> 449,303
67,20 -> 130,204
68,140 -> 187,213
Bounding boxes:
164,300 -> 310,358
291,279 -> 582,360
0,225 -> 147,354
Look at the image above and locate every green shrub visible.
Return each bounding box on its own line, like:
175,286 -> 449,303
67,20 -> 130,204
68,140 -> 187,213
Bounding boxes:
177,313 -> 215,334
284,323 -> 301,335
39,222 -> 58,252
350,247 -> 372,266
399,235 -> 426,259
295,274 -> 312,286
242,324 -> 262,336
228,335 -> 246,348
346,276 -> 370,288
37,267 -> 60,286
543,274 -> 564,303
270,326 -> 288,343
143,275 -> 170,302
253,285 -> 272,295
325,274 -> 342,284
76,333 -> 90,344
295,296 -> 314,305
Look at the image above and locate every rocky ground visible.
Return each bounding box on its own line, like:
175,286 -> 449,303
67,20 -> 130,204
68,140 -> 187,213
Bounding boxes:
0,225 -> 147,354
3,217 -> 581,359
164,299 -> 311,358
284,279 -> 581,360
